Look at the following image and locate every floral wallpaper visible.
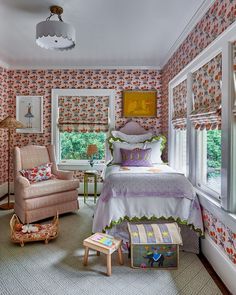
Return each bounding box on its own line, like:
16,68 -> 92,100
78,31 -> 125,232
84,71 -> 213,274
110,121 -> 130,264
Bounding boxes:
172,79 -> 187,129
161,0 -> 236,136
191,53 -> 222,130
202,208 -> 236,264
0,69 -> 162,184
0,67 -> 9,184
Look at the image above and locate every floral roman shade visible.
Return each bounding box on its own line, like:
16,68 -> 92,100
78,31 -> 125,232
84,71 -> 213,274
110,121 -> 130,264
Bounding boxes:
190,53 -> 222,130
172,79 -> 187,130
58,96 -> 109,132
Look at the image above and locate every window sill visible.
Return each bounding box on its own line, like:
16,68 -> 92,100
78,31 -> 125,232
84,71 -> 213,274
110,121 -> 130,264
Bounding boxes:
195,187 -> 236,232
58,162 -> 106,171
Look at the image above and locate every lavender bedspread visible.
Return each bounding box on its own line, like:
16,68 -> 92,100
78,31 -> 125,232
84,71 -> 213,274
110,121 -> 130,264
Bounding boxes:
93,164 -> 204,235
101,165 -> 195,202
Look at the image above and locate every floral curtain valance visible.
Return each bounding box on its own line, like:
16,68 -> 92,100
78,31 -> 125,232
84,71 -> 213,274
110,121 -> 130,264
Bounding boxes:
58,96 -> 109,133
172,79 -> 187,130
190,53 -> 222,130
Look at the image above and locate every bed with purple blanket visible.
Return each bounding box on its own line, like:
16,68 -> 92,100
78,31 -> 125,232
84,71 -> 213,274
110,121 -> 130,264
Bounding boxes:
92,121 -> 204,253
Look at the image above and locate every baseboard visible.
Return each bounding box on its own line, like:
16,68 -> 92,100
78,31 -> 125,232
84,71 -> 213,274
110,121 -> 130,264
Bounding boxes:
0,182 -> 8,198
201,234 -> 236,294
78,182 -> 103,195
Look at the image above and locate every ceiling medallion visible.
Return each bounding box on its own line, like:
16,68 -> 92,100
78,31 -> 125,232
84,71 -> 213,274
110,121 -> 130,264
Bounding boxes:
36,5 -> 75,51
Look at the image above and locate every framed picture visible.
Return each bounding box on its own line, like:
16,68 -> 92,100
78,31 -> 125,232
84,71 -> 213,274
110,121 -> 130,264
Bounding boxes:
16,96 -> 43,133
123,90 -> 157,117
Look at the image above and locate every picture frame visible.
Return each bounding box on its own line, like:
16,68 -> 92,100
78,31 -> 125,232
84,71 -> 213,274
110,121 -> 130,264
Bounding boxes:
123,90 -> 157,117
16,96 -> 43,133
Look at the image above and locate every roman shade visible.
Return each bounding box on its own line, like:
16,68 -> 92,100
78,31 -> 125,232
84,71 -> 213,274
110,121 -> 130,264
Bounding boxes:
172,79 -> 187,130
190,53 -> 222,130
58,96 -> 109,132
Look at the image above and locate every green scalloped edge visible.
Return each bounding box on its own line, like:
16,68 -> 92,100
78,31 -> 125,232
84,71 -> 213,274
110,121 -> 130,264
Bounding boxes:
102,215 -> 204,237
107,135 -> 167,166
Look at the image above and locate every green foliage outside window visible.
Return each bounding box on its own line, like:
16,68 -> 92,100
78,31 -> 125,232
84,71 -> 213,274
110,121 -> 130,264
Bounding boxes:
207,130 -> 221,179
60,132 -> 106,160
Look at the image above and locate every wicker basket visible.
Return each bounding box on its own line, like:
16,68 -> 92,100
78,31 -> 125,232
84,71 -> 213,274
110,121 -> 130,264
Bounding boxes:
10,213 -> 59,247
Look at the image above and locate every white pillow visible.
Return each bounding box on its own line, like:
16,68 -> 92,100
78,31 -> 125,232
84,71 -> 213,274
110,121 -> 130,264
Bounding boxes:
111,130 -> 153,143
112,142 -> 144,164
144,140 -> 163,164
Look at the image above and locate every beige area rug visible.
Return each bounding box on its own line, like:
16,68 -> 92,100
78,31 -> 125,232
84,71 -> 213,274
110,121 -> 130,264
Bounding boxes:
0,198 -> 222,295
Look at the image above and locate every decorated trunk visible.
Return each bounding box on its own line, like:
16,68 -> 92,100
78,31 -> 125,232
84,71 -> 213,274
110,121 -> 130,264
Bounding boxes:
128,223 -> 182,269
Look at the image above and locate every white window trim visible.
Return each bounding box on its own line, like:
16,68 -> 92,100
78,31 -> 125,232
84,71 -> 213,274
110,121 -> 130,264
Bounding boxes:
168,21 -> 236,213
51,88 -> 115,170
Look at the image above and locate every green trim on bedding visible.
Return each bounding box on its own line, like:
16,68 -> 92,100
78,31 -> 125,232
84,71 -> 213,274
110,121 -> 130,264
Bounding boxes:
102,215 -> 204,237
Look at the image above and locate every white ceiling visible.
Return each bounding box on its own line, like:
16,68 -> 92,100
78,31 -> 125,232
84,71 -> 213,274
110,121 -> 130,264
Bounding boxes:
0,0 -> 212,69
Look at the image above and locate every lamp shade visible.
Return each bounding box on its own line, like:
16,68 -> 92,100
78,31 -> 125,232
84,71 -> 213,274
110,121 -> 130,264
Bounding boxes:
0,116 -> 25,129
87,144 -> 98,157
36,20 -> 75,51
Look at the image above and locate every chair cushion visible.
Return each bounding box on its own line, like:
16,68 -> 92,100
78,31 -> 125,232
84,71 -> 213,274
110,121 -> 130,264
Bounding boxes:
23,179 -> 80,199
20,163 -> 54,183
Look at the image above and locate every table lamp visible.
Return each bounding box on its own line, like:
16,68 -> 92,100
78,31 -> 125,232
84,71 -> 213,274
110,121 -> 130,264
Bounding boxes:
87,144 -> 98,167
0,116 -> 25,210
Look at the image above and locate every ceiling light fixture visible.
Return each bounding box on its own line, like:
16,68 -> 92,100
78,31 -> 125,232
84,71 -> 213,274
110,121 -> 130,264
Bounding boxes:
36,5 -> 75,51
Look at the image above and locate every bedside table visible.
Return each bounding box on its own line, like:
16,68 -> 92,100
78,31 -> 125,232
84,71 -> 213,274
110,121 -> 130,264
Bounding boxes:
84,170 -> 98,203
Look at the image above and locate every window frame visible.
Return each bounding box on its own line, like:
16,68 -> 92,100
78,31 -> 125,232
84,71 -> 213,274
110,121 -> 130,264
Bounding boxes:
195,130 -> 221,200
168,21 -> 236,213
51,89 -> 115,170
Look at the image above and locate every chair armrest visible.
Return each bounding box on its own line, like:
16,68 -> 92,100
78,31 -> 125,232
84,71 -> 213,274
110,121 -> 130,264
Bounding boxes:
15,175 -> 30,188
54,170 -> 74,180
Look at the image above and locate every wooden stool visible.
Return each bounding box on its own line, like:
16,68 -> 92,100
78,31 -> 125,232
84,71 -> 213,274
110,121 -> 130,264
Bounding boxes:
83,233 -> 124,276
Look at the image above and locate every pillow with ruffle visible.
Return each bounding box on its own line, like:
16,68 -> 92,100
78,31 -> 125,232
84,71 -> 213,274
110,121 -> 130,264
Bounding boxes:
120,148 -> 153,167
111,130 -> 153,143
20,163 -> 54,183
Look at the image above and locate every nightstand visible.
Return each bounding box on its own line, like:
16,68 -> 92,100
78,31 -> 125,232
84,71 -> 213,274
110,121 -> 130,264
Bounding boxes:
84,170 -> 98,203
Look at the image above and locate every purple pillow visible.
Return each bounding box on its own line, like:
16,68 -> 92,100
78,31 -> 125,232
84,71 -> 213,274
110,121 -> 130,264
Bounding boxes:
120,148 -> 153,167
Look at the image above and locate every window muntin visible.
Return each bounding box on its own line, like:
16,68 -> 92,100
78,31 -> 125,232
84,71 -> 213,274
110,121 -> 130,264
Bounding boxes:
60,132 -> 106,162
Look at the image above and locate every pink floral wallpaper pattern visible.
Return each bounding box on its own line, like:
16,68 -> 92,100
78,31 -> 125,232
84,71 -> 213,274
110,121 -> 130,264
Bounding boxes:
0,69 -> 162,184
203,208 -> 236,264
162,0 -> 236,135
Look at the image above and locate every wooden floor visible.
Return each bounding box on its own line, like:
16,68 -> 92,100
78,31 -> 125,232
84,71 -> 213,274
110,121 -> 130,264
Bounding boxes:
198,252 -> 231,295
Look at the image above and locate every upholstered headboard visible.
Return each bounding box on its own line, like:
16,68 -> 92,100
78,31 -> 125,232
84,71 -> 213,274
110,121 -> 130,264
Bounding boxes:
118,120 -> 152,135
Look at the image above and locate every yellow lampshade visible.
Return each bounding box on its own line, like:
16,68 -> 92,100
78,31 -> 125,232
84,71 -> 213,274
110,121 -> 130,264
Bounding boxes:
87,144 -> 98,157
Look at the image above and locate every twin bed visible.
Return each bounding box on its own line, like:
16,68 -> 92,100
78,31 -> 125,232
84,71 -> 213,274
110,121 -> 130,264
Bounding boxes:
92,121 -> 203,253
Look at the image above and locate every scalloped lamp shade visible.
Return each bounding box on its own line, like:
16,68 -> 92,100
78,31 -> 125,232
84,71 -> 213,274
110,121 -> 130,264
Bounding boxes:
36,20 -> 75,51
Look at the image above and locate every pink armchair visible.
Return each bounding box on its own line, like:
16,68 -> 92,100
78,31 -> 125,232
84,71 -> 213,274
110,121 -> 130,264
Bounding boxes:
14,145 -> 80,224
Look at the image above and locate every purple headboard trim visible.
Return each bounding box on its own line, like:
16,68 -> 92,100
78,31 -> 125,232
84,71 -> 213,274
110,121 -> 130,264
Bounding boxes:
119,120 -> 152,135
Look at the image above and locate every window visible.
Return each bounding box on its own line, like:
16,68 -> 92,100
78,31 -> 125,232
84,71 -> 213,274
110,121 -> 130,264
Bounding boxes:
169,30 -> 236,213
196,130 -> 221,197
60,132 -> 106,161
52,89 -> 115,167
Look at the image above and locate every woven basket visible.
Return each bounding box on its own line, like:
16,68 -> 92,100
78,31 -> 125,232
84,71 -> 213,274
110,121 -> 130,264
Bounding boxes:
10,213 -> 59,247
